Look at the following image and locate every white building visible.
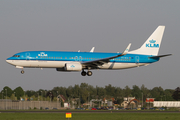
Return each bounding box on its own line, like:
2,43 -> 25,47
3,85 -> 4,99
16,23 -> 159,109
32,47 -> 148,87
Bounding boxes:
154,101 -> 180,107
121,97 -> 136,108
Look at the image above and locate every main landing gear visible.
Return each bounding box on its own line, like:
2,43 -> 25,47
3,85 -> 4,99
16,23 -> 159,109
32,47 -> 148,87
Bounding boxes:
81,70 -> 93,76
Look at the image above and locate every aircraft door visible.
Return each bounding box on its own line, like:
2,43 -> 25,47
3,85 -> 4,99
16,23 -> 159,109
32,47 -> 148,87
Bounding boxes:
79,56 -> 82,61
135,56 -> 139,64
26,53 -> 30,60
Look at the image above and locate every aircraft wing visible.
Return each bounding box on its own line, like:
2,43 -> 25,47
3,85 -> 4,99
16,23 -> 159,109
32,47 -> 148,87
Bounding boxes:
149,54 -> 172,58
82,43 -> 131,67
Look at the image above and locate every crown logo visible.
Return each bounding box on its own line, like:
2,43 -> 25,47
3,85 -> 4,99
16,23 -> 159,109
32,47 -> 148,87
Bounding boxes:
71,65 -> 75,68
38,52 -> 48,56
149,39 -> 156,43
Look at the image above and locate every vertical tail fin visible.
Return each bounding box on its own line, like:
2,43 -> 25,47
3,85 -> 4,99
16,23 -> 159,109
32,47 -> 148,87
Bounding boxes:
129,26 -> 165,55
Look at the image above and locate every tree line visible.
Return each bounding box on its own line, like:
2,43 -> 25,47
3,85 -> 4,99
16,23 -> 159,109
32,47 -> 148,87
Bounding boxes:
0,83 -> 179,104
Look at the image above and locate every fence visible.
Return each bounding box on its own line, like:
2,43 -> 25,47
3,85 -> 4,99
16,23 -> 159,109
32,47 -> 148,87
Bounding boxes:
0,100 -> 62,110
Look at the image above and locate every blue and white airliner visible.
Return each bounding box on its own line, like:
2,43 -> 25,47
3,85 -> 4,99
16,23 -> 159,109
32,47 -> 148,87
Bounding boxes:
6,26 -> 171,76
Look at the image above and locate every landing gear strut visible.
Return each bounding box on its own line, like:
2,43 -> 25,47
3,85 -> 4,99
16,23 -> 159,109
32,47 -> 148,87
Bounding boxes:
81,70 -> 92,76
21,70 -> 24,74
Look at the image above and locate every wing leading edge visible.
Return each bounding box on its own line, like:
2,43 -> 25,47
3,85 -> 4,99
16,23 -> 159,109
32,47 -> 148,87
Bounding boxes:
82,43 -> 131,67
149,54 -> 172,58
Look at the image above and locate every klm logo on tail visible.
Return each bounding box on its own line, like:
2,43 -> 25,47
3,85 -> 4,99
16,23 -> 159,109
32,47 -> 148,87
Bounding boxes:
146,39 -> 159,48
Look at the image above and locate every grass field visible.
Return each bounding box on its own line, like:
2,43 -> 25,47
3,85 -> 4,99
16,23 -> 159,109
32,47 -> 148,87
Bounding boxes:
0,113 -> 180,120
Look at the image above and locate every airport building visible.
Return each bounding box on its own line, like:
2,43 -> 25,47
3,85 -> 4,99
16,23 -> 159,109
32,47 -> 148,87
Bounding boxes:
153,101 -> 180,108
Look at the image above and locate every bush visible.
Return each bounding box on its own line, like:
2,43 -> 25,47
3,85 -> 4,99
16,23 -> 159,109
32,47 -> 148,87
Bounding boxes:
167,107 -> 179,111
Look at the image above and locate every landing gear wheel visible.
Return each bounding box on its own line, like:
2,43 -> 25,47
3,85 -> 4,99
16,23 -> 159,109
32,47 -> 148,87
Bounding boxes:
81,71 -> 86,76
21,70 -> 24,74
87,71 -> 92,76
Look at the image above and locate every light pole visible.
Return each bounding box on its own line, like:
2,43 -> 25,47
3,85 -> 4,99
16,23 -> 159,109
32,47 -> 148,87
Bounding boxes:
24,91 -> 25,110
79,94 -> 80,108
60,94 -> 61,109
50,92 -> 51,109
2,92 -> 3,99
68,98 -> 69,109
41,91 -> 42,109
38,93 -> 40,109
41,91 -> 43,101
45,91 -> 47,101
14,92 -> 16,100
57,91 -> 58,109
71,94 -> 74,109
142,92 -> 143,108
5,89 -> 7,110
88,93 -> 90,109
31,91 -> 32,109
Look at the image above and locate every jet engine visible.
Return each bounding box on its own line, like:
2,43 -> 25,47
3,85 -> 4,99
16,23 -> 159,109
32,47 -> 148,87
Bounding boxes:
64,63 -> 82,71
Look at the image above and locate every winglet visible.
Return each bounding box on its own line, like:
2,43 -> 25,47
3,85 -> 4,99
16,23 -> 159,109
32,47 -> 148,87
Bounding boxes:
90,47 -> 95,52
121,43 -> 131,55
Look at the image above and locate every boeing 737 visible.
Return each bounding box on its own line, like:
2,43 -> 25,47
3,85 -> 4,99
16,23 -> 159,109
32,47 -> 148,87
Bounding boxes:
6,26 -> 171,76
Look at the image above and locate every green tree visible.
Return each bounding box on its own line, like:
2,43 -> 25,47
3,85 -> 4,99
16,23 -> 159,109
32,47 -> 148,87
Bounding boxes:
3,86 -> 13,98
124,85 -> 131,97
164,89 -> 174,101
132,85 -> 141,99
172,87 -> 180,101
151,86 -> 164,101
141,84 -> 150,102
79,83 -> 90,103
13,86 -> 24,100
105,84 -> 115,97
66,86 -> 73,98
97,86 -> 106,99
73,84 -> 80,98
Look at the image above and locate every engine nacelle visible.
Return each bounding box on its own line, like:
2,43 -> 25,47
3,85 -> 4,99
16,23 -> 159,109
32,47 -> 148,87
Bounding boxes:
64,63 -> 82,71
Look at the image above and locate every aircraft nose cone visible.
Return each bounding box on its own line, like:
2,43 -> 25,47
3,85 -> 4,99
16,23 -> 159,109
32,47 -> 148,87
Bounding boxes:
6,60 -> 11,64
6,57 -> 13,64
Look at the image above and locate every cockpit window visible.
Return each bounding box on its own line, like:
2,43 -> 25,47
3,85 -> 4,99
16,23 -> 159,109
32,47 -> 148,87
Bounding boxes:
12,55 -> 20,57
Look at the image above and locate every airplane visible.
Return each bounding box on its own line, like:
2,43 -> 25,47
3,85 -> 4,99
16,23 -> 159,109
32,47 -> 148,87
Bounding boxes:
6,26 -> 171,76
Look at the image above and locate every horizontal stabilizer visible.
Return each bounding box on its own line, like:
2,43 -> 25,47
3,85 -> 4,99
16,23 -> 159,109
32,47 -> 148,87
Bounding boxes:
149,54 -> 172,58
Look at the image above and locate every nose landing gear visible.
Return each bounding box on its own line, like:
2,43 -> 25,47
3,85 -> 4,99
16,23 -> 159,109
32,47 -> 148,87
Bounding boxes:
21,70 -> 24,74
